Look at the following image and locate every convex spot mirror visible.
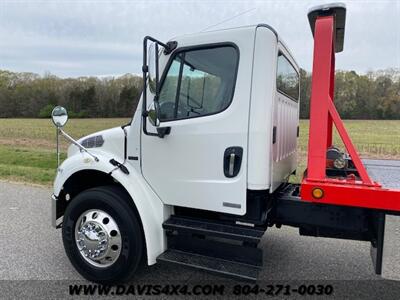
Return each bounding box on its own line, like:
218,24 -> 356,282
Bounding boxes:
51,106 -> 68,128
148,101 -> 161,127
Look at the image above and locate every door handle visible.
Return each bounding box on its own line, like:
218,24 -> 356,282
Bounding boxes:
228,153 -> 235,176
224,147 -> 243,178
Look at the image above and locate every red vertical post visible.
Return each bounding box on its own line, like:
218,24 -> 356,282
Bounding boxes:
307,16 -> 335,181
326,46 -> 335,148
300,4 -> 393,211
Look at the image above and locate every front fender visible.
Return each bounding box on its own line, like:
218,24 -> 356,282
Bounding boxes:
53,151 -> 170,265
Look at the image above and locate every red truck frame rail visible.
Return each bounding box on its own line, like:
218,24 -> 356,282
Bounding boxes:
300,4 -> 400,211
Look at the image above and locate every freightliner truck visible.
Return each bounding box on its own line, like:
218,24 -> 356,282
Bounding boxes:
51,3 -> 400,282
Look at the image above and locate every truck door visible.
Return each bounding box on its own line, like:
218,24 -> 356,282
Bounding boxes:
141,41 -> 252,215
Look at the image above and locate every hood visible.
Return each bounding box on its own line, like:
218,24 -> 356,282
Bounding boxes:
67,126 -> 128,160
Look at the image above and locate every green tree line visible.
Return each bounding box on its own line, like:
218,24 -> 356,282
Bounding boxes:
0,68 -> 399,119
299,68 -> 400,119
0,70 -> 142,118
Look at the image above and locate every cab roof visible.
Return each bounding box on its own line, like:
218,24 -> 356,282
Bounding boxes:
170,23 -> 299,70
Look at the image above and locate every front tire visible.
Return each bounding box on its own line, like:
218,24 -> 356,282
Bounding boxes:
62,186 -> 143,283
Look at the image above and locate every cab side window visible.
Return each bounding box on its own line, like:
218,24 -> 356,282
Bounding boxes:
277,53 -> 299,101
158,46 -> 239,121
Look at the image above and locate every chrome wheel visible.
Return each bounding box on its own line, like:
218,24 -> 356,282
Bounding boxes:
75,209 -> 122,268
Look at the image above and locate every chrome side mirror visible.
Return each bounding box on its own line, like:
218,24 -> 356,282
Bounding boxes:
51,106 -> 68,128
51,106 -> 99,170
148,101 -> 161,127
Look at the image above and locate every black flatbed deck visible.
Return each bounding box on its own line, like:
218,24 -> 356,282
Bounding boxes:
363,159 -> 400,189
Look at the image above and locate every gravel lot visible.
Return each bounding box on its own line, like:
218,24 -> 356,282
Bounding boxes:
1,180 -> 400,299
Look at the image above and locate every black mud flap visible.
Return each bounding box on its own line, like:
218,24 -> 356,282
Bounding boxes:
371,213 -> 400,280
370,213 -> 385,275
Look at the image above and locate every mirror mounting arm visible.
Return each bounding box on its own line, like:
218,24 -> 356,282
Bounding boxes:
165,41 -> 178,55
58,128 -> 99,162
156,127 -> 171,138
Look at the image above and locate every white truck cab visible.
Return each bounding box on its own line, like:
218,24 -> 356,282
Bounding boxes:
140,25 -> 299,215
52,23 -> 300,282
51,3 -> 400,283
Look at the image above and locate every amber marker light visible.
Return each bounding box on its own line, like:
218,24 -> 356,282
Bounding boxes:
312,188 -> 324,199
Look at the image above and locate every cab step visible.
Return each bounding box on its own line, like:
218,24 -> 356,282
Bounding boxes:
157,249 -> 261,281
159,215 -> 265,280
163,215 -> 265,243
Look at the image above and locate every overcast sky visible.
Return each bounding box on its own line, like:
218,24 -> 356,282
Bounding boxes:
0,0 -> 399,78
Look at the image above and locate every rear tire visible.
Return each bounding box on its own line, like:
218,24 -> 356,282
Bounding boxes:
62,186 -> 143,283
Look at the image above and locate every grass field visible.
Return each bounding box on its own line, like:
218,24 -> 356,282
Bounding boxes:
0,119 -> 399,185
0,118 -> 129,184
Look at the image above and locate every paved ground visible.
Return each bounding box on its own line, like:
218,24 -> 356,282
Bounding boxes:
1,181 -> 400,298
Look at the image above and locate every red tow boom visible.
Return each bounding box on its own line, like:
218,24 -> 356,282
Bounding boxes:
300,4 -> 400,211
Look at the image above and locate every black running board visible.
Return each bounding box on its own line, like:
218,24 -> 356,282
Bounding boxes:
157,249 -> 260,281
163,216 -> 265,243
